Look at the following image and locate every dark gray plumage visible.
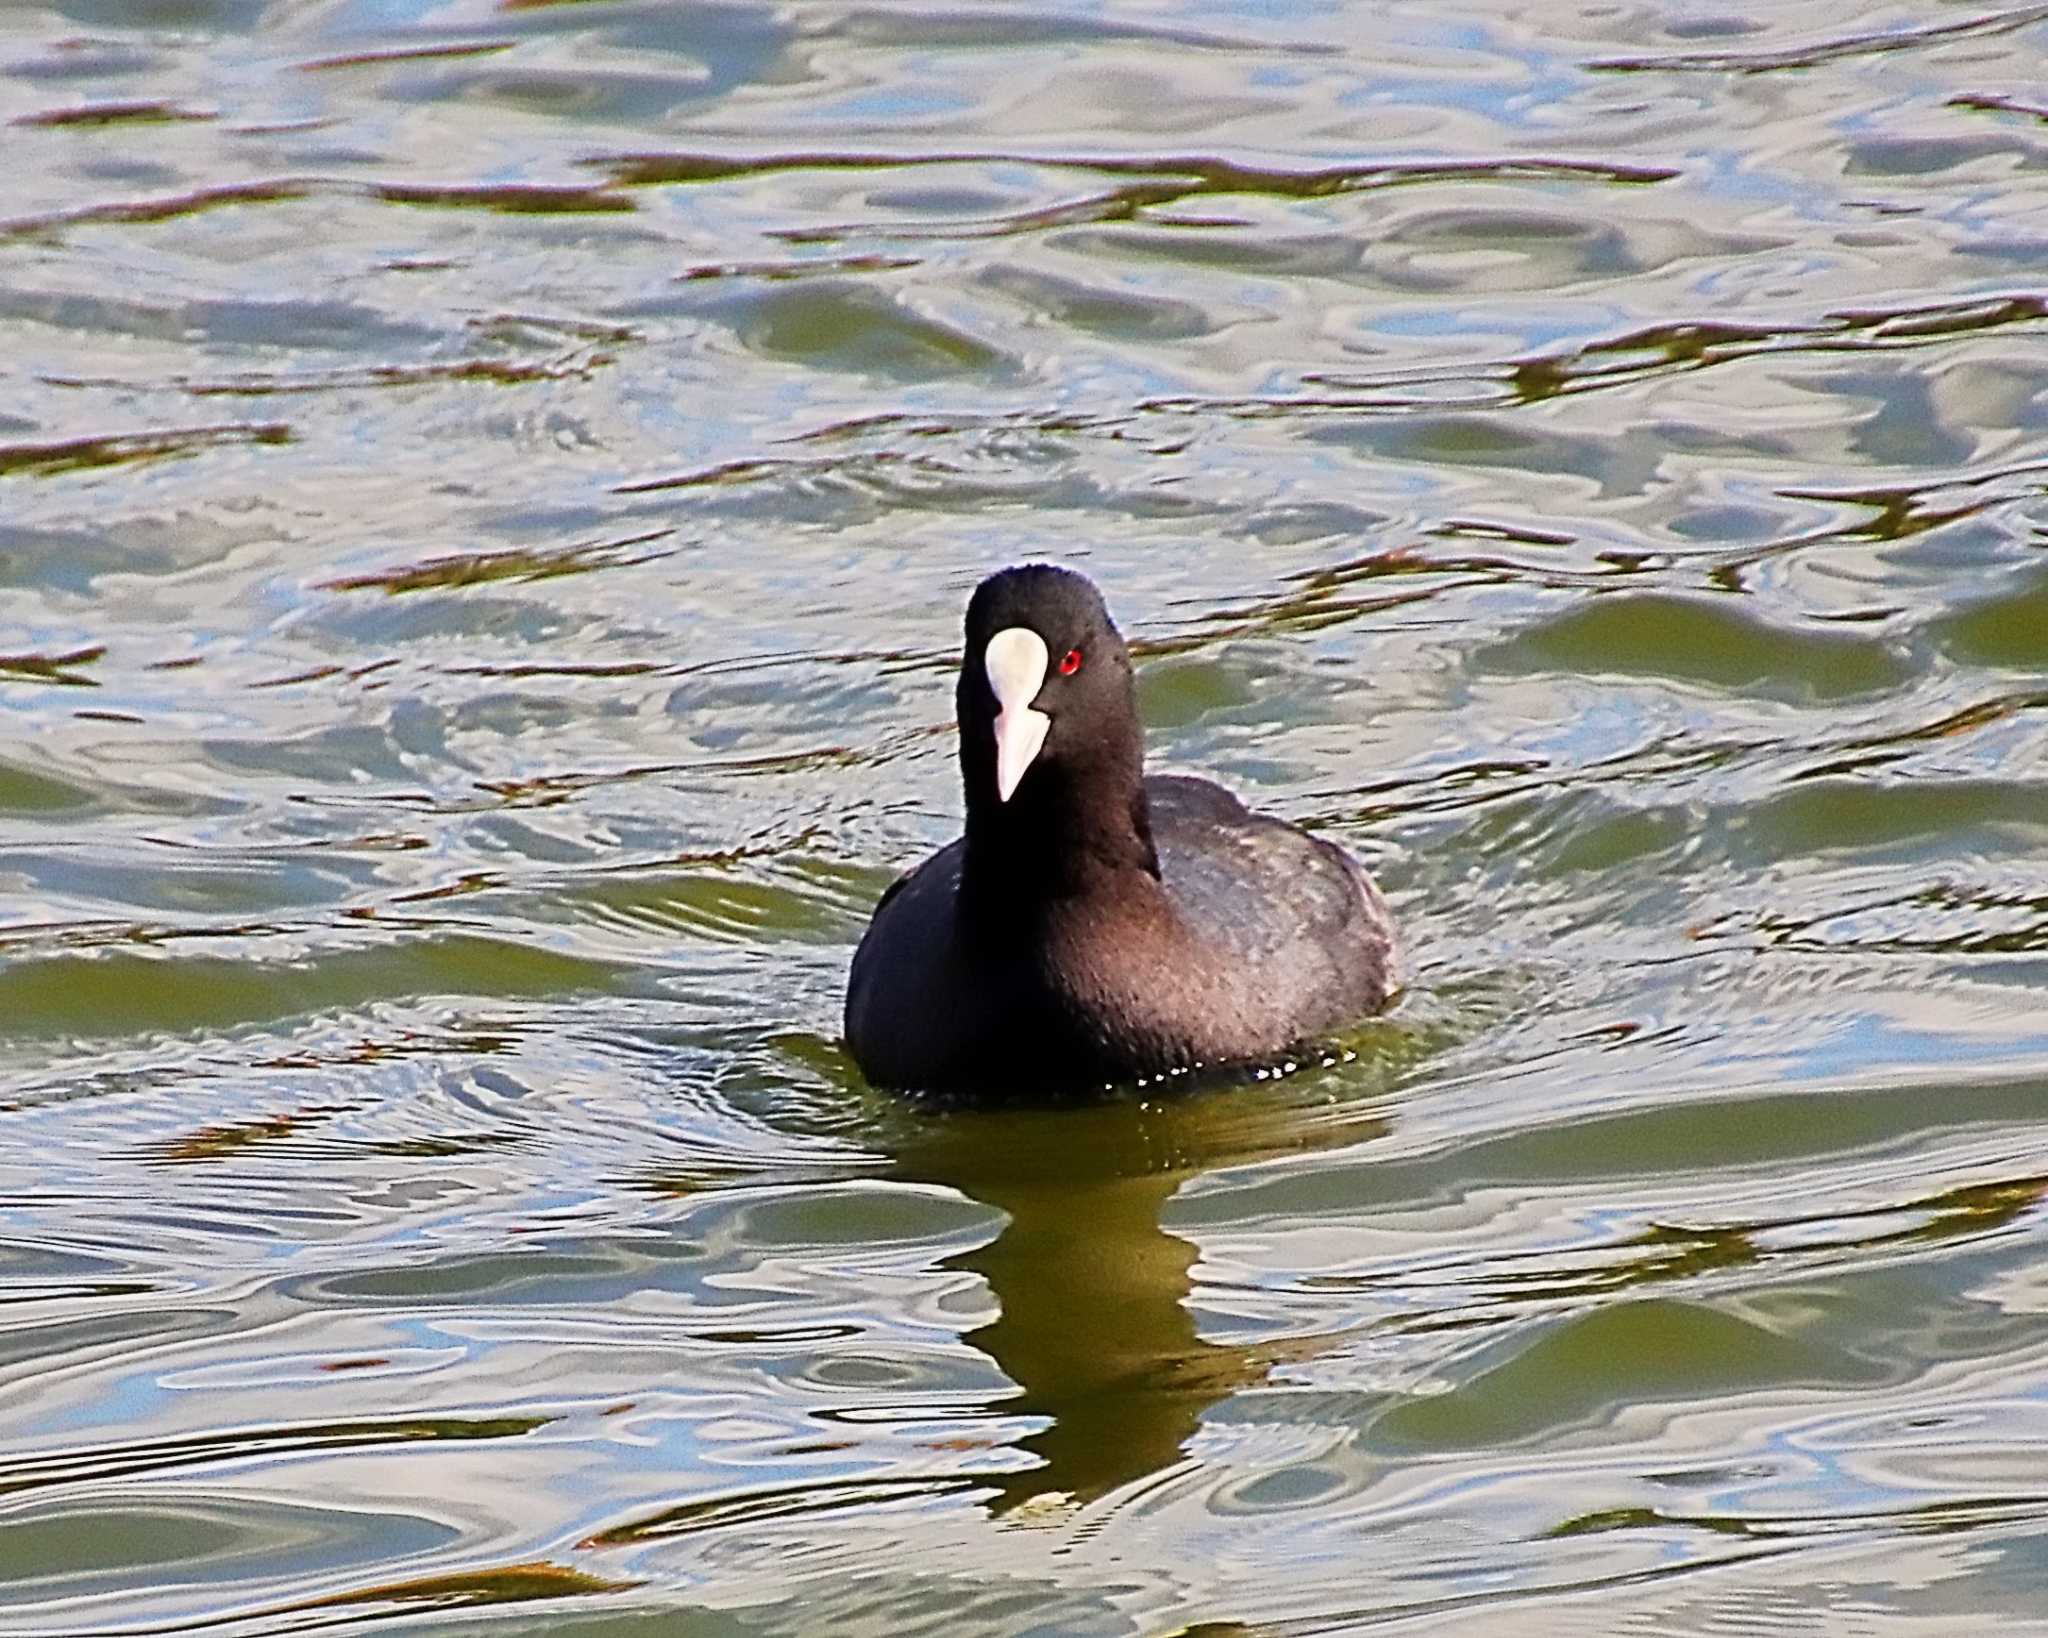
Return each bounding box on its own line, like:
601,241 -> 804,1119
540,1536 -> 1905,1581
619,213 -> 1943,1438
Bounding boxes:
845,565 -> 1398,1097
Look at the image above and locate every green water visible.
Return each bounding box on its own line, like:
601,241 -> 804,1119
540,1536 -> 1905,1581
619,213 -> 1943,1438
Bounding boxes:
3,1 -> 2047,1632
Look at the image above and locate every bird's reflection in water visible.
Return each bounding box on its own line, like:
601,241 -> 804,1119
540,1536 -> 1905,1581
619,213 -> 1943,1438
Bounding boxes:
891,1085 -> 1388,1513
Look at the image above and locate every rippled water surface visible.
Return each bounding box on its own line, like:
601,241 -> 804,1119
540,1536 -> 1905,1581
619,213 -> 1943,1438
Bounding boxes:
4,0 -> 2048,1631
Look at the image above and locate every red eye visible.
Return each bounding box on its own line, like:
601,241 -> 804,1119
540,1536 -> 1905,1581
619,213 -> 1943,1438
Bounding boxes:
1060,648 -> 1083,676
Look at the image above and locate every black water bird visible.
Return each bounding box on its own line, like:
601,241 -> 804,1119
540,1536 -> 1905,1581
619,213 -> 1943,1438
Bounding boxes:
845,564 -> 1398,1096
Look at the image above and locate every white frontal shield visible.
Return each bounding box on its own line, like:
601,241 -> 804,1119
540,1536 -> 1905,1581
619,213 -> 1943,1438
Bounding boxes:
984,627 -> 1051,801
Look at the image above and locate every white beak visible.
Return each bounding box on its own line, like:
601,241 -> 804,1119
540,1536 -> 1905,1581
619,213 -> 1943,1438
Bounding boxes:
984,626 -> 1051,802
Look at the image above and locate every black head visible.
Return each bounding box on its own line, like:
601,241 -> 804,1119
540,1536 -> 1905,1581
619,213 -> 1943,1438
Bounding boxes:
956,564 -> 1152,875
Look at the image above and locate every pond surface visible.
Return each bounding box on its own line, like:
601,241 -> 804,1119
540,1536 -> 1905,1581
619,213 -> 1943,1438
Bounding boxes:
4,0 -> 2048,1632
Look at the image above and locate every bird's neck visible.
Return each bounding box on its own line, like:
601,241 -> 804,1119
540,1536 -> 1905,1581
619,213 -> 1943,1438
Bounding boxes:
962,760 -> 1159,904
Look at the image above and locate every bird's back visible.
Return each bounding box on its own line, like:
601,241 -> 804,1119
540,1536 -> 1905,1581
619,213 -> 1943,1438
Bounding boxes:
1116,774 -> 1397,1062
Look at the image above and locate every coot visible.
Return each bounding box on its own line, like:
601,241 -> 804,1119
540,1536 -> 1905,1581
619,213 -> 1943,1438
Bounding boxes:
845,564 -> 1398,1096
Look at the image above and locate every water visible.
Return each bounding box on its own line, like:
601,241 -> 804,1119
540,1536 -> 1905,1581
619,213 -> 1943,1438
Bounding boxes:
3,0 -> 2047,1631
